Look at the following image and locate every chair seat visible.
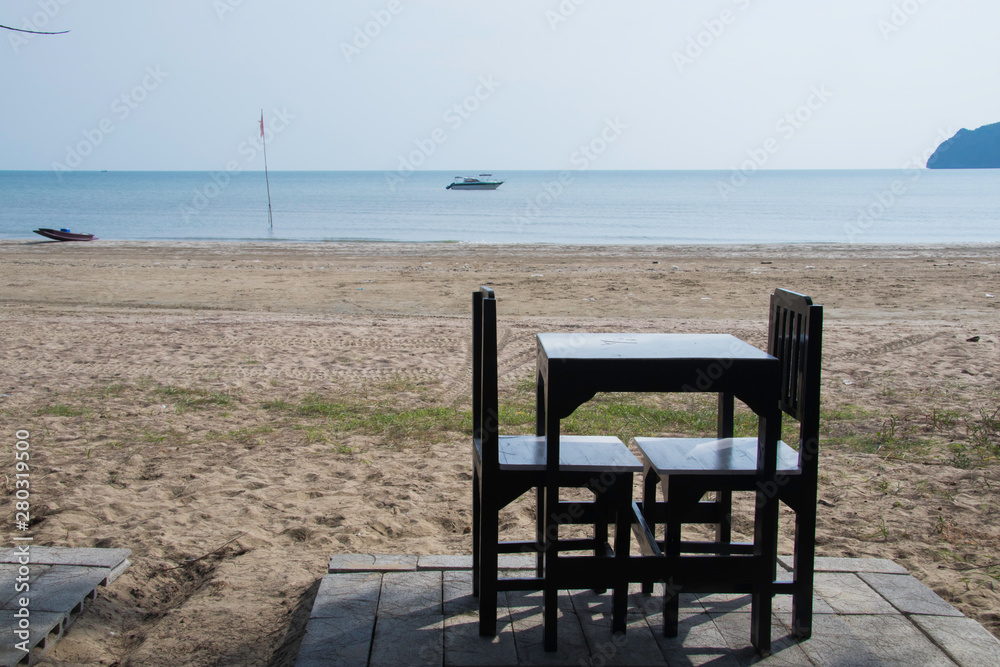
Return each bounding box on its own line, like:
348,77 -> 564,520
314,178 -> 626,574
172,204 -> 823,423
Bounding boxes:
634,437 -> 801,476
476,435 -> 641,473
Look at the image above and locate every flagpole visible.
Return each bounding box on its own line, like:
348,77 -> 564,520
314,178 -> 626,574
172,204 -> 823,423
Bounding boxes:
261,109 -> 273,230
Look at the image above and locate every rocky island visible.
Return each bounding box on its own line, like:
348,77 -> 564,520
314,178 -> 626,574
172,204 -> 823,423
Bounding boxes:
927,121 -> 1000,168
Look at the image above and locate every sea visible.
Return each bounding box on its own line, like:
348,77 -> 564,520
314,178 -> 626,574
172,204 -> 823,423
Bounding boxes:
1,169 -> 998,245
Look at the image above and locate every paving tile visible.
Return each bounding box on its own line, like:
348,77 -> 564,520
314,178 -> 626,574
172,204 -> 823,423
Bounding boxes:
419,555 -> 473,571
771,590 -> 834,616
0,609 -> 67,667
568,587 -> 666,666
695,593 -> 753,615
328,553 -> 420,573
442,570 -> 518,666
911,614 -> 1000,666
295,572 -> 381,667
778,556 -> 907,575
506,588 -> 591,665
369,571 -> 443,667
627,583 -> 706,622
0,564 -> 51,609
308,571 -> 382,619
105,558 -> 132,585
642,607 -> 741,667
0,548 -> 130,588
858,573 -> 964,616
498,553 -> 536,570
812,572 -> 897,615
775,613 -> 898,666
327,553 -> 377,572
0,547 -> 131,570
295,617 -> 374,667
0,566 -> 105,614
792,614 -> 957,666
373,554 -> 420,571
710,611 -> 815,666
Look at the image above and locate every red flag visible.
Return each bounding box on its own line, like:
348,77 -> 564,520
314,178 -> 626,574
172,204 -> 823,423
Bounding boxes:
259,112 -> 264,138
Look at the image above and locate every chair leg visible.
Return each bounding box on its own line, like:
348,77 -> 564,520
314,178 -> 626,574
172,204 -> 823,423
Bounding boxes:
750,485 -> 779,654
593,495 -> 609,557
662,476 -> 682,638
479,496 -> 500,637
791,496 -> 817,639
472,469 -> 481,597
641,467 -> 660,596
592,492 -> 608,595
611,473 -> 633,634
715,489 -> 733,544
750,584 -> 773,655
542,484 -> 559,652
535,486 -> 545,577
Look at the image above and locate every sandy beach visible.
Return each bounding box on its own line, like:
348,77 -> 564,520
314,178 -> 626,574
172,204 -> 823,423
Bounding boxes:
1,240 -> 998,666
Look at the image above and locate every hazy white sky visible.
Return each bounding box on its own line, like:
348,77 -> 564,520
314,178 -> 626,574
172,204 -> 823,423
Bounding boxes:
3,0 -> 998,172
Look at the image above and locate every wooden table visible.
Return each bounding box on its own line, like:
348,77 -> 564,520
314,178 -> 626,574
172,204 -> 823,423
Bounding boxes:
534,333 -> 782,650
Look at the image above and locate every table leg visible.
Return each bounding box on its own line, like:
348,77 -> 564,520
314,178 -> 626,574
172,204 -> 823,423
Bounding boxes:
716,392 -> 735,544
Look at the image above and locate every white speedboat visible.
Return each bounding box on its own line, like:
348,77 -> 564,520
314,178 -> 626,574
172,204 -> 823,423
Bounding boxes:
446,174 -> 503,190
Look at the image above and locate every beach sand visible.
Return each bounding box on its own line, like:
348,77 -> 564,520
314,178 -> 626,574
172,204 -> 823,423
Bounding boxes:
1,240 -> 998,665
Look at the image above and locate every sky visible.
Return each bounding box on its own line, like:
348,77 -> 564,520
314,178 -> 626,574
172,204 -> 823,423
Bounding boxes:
2,0 -> 999,172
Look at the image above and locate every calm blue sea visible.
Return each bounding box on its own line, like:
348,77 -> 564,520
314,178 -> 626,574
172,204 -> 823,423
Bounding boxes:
1,170 -> 998,244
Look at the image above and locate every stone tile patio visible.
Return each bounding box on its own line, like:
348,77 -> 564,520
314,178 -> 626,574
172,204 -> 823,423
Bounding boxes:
295,554 -> 1000,667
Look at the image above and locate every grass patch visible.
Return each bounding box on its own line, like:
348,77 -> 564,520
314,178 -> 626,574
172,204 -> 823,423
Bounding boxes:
101,383 -> 129,398
841,413 -> 931,458
561,403 -> 759,443
967,405 -> 999,453
227,425 -> 273,446
285,390 -> 874,450
291,394 -> 468,446
36,404 -> 89,417
154,385 -> 235,411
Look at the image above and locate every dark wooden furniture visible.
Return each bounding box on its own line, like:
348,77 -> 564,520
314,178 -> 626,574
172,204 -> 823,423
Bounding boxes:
633,288 -> 822,649
536,330 -> 782,651
471,287 -> 641,642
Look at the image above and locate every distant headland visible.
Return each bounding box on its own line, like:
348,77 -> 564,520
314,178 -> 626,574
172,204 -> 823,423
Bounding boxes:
927,122 -> 1000,169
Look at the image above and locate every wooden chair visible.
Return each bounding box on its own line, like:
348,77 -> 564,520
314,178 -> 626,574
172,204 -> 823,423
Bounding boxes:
633,288 -> 822,646
471,286 -> 641,643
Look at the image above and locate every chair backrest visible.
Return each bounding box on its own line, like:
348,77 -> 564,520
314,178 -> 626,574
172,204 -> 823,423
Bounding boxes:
767,288 -> 823,473
473,286 -> 499,467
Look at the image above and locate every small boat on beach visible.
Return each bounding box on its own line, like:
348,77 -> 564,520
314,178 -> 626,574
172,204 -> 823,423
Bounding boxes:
446,174 -> 503,190
33,228 -> 98,242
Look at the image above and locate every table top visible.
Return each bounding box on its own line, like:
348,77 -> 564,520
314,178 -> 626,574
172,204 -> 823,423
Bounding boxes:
536,333 -> 778,421
536,333 -> 772,363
